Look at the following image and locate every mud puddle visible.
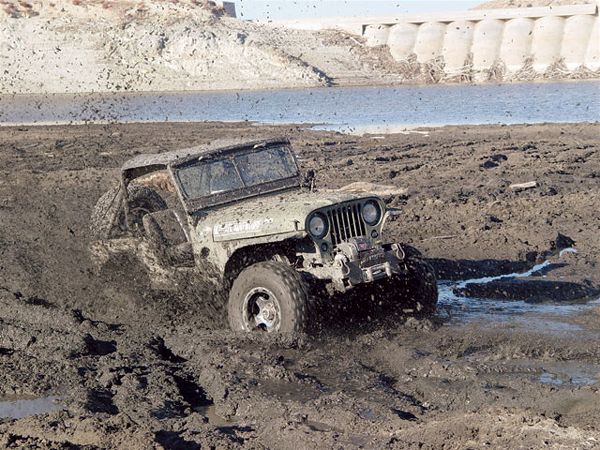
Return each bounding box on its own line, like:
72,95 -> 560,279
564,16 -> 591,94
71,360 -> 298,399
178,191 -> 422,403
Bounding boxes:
437,249 -> 600,334
538,362 -> 600,387
195,404 -> 234,427
0,396 -> 62,420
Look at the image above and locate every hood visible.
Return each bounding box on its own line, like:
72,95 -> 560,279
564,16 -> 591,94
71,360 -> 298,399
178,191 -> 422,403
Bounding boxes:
204,189 -> 377,242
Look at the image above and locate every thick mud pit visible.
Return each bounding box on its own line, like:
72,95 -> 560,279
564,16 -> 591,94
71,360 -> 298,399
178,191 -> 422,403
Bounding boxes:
0,122 -> 599,448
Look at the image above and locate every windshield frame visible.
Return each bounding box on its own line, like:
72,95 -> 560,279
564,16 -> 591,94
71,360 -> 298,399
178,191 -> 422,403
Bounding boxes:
169,143 -> 302,212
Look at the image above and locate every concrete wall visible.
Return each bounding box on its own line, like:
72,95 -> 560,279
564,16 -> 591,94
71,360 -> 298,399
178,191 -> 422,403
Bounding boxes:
531,16 -> 565,71
274,2 -> 600,80
471,19 -> 504,73
388,23 -> 419,61
442,21 -> 475,73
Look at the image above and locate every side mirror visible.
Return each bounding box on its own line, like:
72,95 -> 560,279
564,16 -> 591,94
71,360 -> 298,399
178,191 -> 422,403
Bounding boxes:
382,208 -> 401,230
385,208 -> 402,221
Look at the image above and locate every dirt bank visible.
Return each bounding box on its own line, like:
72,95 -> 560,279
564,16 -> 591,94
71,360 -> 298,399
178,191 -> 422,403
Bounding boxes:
0,122 -> 599,448
0,0 -> 409,94
2,0 -> 598,95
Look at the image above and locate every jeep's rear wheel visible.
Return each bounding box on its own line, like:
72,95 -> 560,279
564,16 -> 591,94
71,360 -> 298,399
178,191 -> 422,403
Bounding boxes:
228,261 -> 308,333
90,185 -> 123,240
90,184 -> 167,239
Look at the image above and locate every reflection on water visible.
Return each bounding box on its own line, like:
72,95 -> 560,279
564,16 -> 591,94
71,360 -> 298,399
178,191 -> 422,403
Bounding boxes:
0,396 -> 62,419
1,81 -> 598,130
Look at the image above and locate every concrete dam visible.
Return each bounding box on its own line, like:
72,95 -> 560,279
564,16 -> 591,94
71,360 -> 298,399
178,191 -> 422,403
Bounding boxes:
275,3 -> 600,82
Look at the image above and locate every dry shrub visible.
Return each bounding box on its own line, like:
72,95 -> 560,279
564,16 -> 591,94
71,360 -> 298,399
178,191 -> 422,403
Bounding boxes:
421,56 -> 446,84
568,65 -> 600,80
544,58 -> 570,79
396,54 -> 421,81
486,59 -> 506,82
513,56 -> 537,81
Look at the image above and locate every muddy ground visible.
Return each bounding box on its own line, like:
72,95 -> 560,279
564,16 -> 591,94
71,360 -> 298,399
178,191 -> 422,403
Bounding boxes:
0,122 -> 599,449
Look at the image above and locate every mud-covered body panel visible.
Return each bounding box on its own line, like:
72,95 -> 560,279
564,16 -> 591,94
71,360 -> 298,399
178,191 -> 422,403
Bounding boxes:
201,190 -> 376,241
189,189 -> 381,276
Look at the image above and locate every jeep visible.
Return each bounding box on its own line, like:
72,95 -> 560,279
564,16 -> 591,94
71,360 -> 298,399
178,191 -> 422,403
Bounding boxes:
90,138 -> 437,333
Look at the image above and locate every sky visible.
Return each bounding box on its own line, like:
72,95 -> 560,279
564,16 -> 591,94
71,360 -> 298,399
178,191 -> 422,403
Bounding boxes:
234,1 -> 484,21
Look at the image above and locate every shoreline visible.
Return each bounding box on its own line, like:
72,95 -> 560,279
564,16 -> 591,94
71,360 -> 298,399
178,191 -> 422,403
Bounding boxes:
1,77 -> 599,99
2,119 -> 598,133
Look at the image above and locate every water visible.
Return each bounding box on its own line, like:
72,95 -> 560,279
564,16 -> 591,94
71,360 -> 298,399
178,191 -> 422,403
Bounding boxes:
437,249 -> 600,333
1,81 -> 598,131
0,396 -> 62,419
195,404 -> 233,427
538,363 -> 600,386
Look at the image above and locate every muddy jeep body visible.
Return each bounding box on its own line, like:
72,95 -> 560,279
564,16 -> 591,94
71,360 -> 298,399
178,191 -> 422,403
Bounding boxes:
90,138 -> 437,332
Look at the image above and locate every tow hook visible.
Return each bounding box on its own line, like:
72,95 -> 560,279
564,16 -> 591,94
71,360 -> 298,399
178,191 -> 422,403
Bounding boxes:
391,244 -> 409,271
392,243 -> 406,261
334,253 -> 351,276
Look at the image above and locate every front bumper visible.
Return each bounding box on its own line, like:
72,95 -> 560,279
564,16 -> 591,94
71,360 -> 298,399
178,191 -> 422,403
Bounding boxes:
304,241 -> 407,292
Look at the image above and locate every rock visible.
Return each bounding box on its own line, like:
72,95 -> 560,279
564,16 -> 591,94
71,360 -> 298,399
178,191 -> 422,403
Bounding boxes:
520,143 -> 537,151
510,181 -> 537,191
525,251 -> 539,263
480,160 -> 498,169
490,154 -> 508,162
552,233 -> 576,250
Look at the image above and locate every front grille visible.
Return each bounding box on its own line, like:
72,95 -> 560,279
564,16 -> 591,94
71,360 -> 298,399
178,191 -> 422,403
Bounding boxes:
326,203 -> 367,246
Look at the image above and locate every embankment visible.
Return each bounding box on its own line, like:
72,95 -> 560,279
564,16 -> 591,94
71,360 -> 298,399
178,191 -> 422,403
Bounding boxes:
1,0 -> 598,94
0,0 -> 405,94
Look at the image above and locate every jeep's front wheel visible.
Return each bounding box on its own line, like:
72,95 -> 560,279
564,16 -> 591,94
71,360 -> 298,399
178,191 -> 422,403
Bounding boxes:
228,261 -> 308,333
385,257 -> 438,316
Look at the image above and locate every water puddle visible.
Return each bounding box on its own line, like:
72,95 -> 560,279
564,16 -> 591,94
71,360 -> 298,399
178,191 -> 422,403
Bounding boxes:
0,396 -> 63,420
538,362 -> 600,386
437,249 -> 600,333
195,404 -> 233,427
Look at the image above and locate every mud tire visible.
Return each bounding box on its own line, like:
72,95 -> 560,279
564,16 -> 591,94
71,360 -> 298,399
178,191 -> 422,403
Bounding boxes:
382,257 -> 438,316
90,185 -> 123,240
228,261 -> 308,333
400,243 -> 423,259
90,185 -> 167,239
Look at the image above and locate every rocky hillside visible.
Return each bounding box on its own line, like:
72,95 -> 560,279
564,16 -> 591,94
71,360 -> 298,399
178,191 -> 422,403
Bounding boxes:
0,0 -> 409,94
0,0 -> 597,94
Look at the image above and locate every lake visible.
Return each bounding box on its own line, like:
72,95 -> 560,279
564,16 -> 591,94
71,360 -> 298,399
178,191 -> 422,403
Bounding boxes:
0,81 -> 598,131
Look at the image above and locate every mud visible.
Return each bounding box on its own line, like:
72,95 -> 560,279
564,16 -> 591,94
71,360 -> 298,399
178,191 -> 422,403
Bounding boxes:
0,122 -> 599,448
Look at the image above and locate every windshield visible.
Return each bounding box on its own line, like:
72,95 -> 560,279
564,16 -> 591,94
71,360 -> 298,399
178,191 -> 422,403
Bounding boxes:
175,146 -> 298,199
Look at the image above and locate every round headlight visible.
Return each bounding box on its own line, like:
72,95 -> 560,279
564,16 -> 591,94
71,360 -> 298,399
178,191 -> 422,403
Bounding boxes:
308,213 -> 328,239
362,201 -> 381,225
